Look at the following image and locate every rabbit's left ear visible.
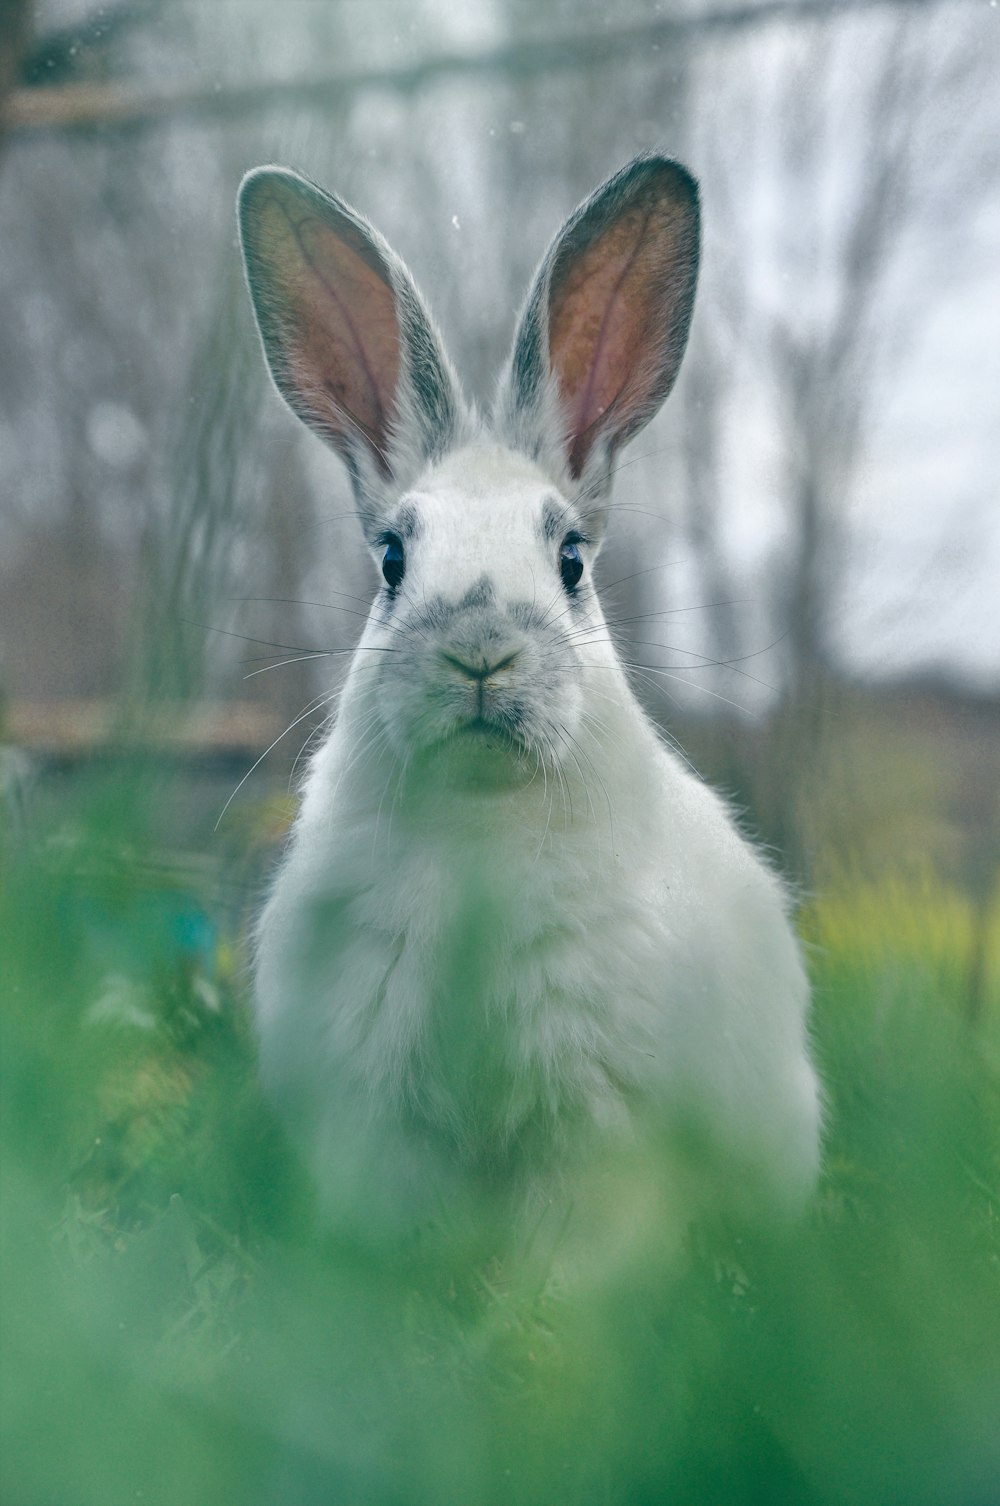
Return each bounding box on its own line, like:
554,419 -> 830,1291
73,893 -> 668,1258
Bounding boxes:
499,156 -> 699,526
238,167 -> 463,533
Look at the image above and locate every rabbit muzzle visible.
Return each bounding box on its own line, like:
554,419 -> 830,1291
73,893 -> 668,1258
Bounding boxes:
373,593 -> 584,786
424,620 -> 534,750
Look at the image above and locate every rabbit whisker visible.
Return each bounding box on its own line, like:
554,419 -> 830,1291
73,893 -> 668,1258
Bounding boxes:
548,731 -> 575,828
560,726 -> 600,829
240,644 -> 401,672
240,649 -> 332,664
593,600 -> 750,631
185,617 -> 327,656
243,652 -> 333,680
531,581 -> 572,635
215,689 -> 340,830
531,746 -> 553,863
568,635 -> 778,693
231,589 -> 383,617
593,558 -> 685,596
564,720 -> 616,848
621,659 -> 756,717
290,698 -> 343,786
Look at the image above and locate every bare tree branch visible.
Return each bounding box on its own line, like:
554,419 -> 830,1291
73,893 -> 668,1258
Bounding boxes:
2,0 -> 959,140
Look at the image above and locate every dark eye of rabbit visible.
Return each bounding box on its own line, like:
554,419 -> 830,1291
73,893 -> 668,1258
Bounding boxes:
559,538 -> 584,592
381,536 -> 405,591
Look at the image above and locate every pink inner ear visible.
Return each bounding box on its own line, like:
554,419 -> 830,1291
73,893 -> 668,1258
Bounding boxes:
256,189 -> 401,470
548,195 -> 687,478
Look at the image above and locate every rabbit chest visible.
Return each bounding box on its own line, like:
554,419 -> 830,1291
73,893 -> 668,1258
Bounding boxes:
254,682 -> 822,1205
255,786 -> 678,1165
259,837 -> 671,1162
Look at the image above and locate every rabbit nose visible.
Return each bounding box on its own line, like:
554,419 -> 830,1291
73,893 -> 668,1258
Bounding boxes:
440,648 -> 521,683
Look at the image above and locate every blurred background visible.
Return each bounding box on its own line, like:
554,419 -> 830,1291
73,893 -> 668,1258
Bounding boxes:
1,4 -> 999,1503
2,0 -> 998,903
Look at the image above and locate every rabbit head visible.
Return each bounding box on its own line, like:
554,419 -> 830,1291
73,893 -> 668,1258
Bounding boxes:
238,159 -> 699,785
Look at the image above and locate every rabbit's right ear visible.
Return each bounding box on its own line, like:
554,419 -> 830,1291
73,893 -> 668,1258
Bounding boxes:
238,168 -> 463,531
497,156 -> 700,534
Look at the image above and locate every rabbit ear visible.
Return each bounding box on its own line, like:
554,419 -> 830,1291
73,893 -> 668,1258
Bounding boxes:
499,156 -> 699,527
238,167 -> 463,530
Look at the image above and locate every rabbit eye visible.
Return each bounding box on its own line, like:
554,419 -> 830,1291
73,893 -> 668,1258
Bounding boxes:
381,536 -> 405,591
559,539 -> 584,592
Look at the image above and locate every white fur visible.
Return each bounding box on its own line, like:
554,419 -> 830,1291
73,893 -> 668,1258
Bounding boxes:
254,444 -> 821,1221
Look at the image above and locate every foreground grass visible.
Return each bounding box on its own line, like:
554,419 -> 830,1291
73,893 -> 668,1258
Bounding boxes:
1,769 -> 999,1506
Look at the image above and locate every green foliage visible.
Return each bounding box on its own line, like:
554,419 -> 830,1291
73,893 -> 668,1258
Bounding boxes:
2,769 -> 999,1506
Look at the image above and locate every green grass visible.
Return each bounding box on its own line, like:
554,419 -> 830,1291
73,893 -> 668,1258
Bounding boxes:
2,765 -> 999,1506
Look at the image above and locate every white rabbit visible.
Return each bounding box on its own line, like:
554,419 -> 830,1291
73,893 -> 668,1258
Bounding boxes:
238,156 -> 821,1228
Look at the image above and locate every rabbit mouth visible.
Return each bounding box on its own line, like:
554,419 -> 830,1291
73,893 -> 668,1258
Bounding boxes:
456,715 -> 527,752
452,708 -> 538,762
409,715 -> 535,794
